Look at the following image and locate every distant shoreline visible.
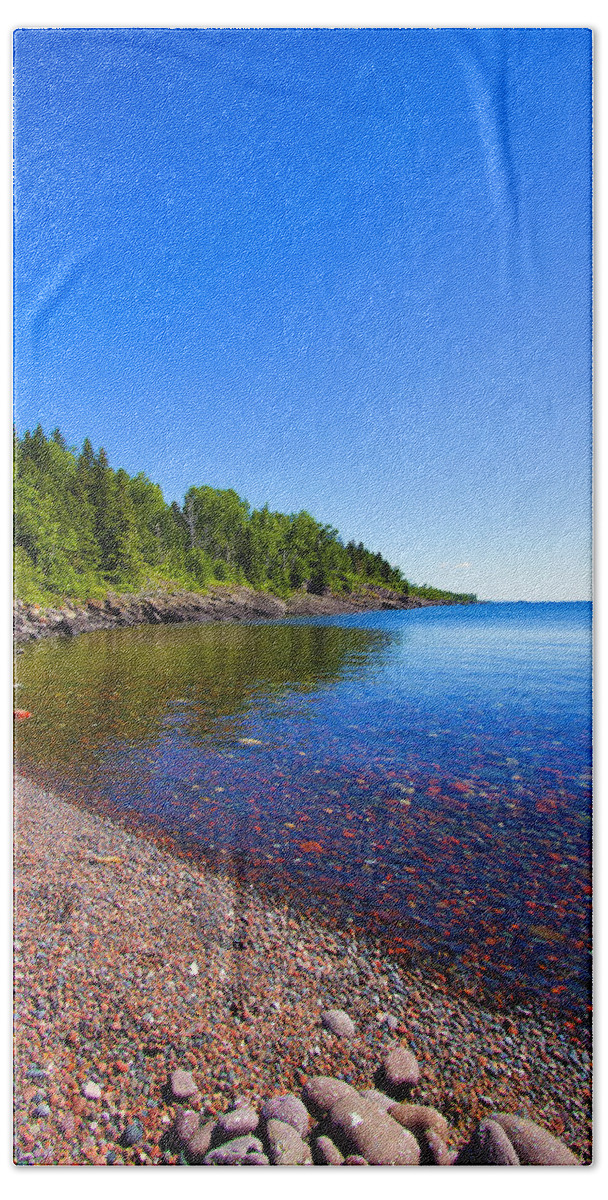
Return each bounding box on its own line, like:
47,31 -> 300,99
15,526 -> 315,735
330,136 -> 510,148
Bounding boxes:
14,583 -> 472,645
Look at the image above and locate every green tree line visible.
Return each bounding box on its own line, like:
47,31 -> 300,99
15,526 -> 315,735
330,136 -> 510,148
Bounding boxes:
14,426 -> 477,606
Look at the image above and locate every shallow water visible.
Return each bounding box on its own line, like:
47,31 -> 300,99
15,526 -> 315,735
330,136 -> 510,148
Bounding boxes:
16,602 -> 592,1013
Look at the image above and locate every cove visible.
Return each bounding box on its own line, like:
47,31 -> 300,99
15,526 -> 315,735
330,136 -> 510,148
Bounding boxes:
15,601 -> 592,1015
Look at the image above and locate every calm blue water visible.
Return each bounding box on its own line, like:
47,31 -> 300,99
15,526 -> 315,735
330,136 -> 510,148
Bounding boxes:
18,601 -> 592,1012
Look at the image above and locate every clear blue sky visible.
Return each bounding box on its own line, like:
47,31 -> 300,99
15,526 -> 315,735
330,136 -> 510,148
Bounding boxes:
13,27 -> 592,600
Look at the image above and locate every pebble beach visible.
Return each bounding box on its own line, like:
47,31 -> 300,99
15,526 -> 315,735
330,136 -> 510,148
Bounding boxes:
13,773 -> 592,1166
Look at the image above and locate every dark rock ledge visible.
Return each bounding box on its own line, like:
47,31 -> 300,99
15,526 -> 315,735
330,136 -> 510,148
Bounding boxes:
14,584 -> 454,645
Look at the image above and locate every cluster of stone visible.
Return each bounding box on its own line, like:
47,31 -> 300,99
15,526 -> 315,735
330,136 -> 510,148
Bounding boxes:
167,1013 -> 580,1166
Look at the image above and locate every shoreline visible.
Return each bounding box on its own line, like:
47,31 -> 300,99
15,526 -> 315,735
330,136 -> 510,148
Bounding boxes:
14,774 -> 592,1165
14,583 -> 470,645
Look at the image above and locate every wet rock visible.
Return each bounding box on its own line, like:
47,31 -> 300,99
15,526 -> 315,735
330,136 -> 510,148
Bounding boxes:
491,1113 -> 579,1165
261,1093 -> 309,1137
185,1119 -> 216,1164
169,1068 -> 198,1101
378,1046 -> 420,1098
455,1119 -> 520,1165
302,1076 -> 360,1118
204,1134 -> 264,1165
314,1135 -> 345,1165
388,1102 -> 449,1142
215,1105 -> 259,1141
83,1080 -> 102,1101
265,1118 -> 313,1164
327,1093 -> 420,1165
321,1009 -> 356,1038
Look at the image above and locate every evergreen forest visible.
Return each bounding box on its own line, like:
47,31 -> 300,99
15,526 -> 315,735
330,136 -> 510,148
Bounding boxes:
14,427 -> 477,607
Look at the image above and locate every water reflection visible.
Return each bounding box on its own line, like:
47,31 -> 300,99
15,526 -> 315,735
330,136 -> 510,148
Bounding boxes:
15,607 -> 591,1016
15,620 -> 391,770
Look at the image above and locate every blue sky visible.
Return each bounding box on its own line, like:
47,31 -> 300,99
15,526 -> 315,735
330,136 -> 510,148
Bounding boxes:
13,27 -> 592,600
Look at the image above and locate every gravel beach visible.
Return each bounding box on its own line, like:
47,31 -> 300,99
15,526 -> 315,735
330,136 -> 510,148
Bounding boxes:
13,774 -> 592,1166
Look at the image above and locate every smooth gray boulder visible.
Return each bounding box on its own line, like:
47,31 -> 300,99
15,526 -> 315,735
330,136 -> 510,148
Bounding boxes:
169,1068 -> 198,1101
361,1088 -> 395,1113
173,1107 -> 199,1145
420,1127 -> 454,1165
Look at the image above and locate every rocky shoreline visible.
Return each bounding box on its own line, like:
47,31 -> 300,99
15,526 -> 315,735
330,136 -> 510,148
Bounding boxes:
14,775 -> 592,1166
14,583 -> 461,644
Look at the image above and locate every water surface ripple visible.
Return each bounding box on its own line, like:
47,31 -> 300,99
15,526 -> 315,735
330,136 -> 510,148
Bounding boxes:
16,601 -> 592,1014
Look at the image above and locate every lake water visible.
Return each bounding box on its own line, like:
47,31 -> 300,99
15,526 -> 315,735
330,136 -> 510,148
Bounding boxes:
16,601 -> 592,1014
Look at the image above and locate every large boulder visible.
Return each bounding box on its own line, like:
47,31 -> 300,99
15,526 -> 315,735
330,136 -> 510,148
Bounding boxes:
265,1118 -> 312,1164
388,1102 -> 449,1143
204,1134 -> 265,1165
261,1093 -> 309,1137
184,1119 -> 217,1164
302,1076 -> 360,1118
419,1128 -> 455,1165
455,1119 -> 520,1165
215,1105 -> 259,1141
378,1046 -> 420,1098
327,1092 -> 420,1165
314,1135 -> 345,1165
491,1114 -> 579,1165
